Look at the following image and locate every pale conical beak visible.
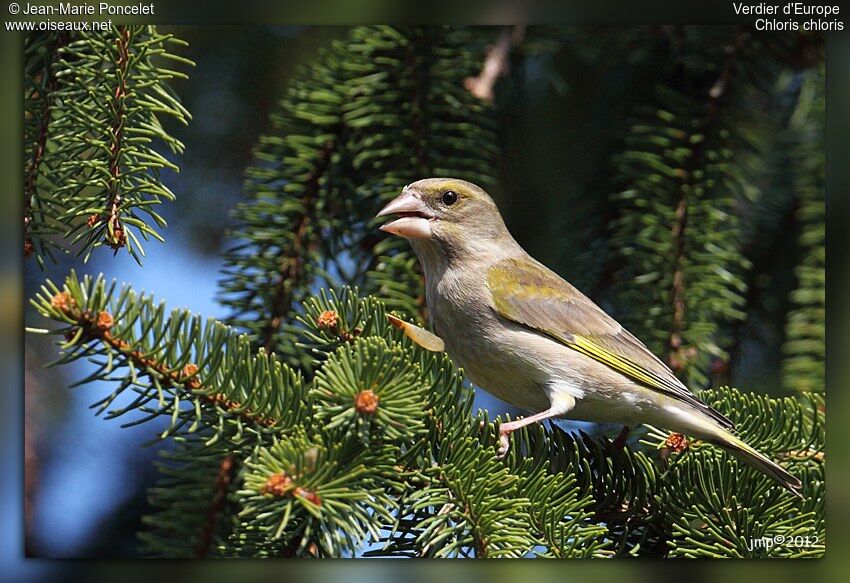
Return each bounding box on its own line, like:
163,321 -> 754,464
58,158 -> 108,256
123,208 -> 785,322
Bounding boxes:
376,191 -> 434,239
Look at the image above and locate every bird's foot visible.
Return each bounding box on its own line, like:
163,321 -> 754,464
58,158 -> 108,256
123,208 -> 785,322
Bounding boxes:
613,425 -> 631,449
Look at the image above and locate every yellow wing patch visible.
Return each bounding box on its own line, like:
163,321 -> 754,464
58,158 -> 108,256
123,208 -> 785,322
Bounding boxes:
569,335 -> 674,393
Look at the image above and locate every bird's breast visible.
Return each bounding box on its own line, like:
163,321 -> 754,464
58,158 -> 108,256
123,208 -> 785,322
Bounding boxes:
425,266 -> 551,411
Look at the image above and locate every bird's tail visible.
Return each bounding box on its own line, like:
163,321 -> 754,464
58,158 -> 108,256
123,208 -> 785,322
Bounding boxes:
711,431 -> 803,499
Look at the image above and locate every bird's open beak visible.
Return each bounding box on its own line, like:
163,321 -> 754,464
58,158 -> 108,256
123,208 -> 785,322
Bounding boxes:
376,191 -> 434,239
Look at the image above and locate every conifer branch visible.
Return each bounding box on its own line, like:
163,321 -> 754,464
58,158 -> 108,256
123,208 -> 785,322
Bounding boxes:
30,275 -> 823,558
24,33 -> 68,258
50,292 -> 279,429
222,26 -> 498,356
26,26 -> 825,559
782,67 -> 825,393
103,26 -> 131,250
24,32 -> 72,263
195,454 -> 237,558
260,127 -> 343,354
609,27 -> 772,386
48,25 -> 192,263
665,28 -> 748,376
30,271 -> 304,448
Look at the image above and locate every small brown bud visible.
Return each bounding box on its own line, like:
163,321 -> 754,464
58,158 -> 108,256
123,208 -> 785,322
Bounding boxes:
261,472 -> 293,497
664,432 -> 689,453
108,227 -> 126,249
24,238 -> 34,258
294,487 -> 322,507
354,389 -> 380,415
51,291 -> 75,312
316,310 -> 339,331
181,363 -> 201,389
95,311 -> 114,331
87,214 -> 100,227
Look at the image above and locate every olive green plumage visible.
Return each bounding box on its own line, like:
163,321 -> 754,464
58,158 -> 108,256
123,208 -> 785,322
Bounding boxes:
487,257 -> 735,430
377,177 -> 802,497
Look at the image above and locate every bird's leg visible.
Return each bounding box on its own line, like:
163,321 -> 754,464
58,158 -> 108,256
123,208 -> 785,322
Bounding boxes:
497,405 -> 567,458
613,425 -> 631,449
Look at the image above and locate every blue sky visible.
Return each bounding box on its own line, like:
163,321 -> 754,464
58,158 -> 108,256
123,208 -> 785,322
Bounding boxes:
30,232 -> 227,556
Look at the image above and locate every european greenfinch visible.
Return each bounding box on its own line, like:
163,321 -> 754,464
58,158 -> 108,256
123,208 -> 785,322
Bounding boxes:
377,177 -> 802,497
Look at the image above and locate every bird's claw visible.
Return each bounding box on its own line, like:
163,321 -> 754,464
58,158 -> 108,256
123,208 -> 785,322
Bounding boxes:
496,431 -> 511,459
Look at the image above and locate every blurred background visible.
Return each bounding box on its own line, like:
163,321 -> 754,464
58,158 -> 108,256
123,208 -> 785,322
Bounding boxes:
22,26 -> 338,557
18,24 -> 833,563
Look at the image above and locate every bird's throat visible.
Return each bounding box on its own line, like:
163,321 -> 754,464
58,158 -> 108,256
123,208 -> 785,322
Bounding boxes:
408,238 -> 449,282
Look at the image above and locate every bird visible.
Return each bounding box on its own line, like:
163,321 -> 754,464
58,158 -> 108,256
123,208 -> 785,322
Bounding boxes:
376,177 -> 803,498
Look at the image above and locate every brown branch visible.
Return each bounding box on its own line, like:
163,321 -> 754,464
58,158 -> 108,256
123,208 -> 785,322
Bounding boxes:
777,449 -> 824,462
436,470 -> 490,558
104,26 -> 131,249
464,26 -> 526,103
419,502 -> 454,558
260,127 -> 342,353
195,454 -> 237,558
52,292 -> 279,428
24,93 -> 49,258
24,33 -> 68,258
667,194 -> 688,372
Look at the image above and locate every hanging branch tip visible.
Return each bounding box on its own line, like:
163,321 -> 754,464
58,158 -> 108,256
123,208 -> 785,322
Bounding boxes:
464,25 -> 526,103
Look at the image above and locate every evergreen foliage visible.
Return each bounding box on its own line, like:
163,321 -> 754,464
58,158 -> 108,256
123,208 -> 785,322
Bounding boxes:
782,68 -> 825,393
24,26 -> 192,264
27,25 -> 825,558
218,26 -> 497,365
606,29 -> 806,387
29,272 -> 822,557
24,32 -> 67,265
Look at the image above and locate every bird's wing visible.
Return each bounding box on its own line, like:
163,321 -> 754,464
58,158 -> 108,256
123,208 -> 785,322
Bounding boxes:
487,257 -> 733,429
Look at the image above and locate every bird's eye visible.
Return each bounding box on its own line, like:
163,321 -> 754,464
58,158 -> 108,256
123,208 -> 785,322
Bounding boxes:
441,190 -> 458,206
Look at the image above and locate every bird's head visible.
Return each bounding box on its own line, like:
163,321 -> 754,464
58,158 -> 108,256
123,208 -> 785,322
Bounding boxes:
376,178 -> 514,261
